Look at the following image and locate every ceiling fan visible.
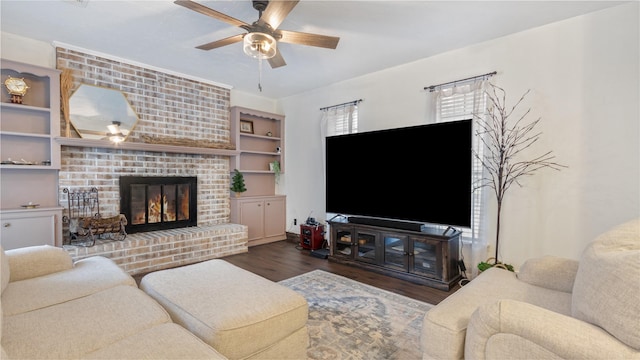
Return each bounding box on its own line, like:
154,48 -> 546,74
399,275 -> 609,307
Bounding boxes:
175,0 -> 340,68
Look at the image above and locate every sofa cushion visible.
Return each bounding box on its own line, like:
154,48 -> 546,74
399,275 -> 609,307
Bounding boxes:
3,285 -> 171,359
1,246 -> 9,294
2,256 -> 136,316
140,259 -> 308,360
5,245 -> 72,282
80,323 -> 227,360
517,256 -> 579,293
572,218 -> 640,350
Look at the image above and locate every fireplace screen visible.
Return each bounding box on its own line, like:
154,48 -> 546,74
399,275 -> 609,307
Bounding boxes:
120,176 -> 197,234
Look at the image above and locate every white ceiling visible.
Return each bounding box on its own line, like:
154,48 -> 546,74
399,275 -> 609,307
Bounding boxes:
0,1 -> 624,99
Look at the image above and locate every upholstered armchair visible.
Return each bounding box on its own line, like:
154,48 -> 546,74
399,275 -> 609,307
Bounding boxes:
421,218 -> 640,359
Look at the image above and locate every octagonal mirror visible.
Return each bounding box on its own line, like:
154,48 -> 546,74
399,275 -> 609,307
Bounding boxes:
68,84 -> 139,141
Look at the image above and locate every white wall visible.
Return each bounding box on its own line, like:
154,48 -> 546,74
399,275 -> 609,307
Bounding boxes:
278,2 -> 639,267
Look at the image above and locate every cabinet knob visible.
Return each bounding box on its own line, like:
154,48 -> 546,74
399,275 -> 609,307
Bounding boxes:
266,202 -> 270,206
3,223 -> 10,228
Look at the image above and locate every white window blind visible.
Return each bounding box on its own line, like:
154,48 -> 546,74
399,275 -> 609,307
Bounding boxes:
438,89 -> 485,122
326,104 -> 358,136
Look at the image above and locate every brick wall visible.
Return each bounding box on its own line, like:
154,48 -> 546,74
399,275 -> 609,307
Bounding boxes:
55,47 -> 247,273
56,47 -> 231,228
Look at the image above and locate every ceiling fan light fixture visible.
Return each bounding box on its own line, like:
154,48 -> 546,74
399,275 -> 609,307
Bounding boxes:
106,121 -> 125,143
243,32 -> 277,59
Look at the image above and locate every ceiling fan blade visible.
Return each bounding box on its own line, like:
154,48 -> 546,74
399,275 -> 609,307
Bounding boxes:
258,1 -> 299,30
196,34 -> 244,51
278,30 -> 340,49
174,0 -> 248,28
268,51 -> 287,69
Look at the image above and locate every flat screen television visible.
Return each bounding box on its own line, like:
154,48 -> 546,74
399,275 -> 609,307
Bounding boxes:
325,119 -> 472,228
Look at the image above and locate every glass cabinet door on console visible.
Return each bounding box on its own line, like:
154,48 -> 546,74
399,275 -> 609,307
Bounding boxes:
331,224 -> 354,260
410,237 -> 441,279
382,232 -> 409,271
354,229 -> 378,264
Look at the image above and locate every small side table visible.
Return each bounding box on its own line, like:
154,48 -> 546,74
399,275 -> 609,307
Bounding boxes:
300,224 -> 325,250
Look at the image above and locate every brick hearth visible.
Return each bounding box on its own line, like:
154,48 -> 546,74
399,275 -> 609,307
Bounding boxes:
65,224 -> 247,275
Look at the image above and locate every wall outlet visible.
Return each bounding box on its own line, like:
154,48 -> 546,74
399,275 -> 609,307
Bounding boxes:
294,218 -> 297,225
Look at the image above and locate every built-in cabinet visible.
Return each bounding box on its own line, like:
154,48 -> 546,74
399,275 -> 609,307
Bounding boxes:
0,59 -> 63,249
328,220 -> 461,290
1,208 -> 62,250
229,106 -> 286,246
230,195 -> 286,247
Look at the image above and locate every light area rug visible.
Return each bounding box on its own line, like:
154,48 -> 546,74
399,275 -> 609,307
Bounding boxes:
279,270 -> 433,360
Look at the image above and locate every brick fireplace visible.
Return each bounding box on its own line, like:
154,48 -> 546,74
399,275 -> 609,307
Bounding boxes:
56,46 -> 248,275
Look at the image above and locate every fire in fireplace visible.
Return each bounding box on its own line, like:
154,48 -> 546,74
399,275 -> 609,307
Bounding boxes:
120,176 -> 197,234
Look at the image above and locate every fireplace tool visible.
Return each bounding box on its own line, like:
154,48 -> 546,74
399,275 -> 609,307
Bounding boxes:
62,188 -> 127,246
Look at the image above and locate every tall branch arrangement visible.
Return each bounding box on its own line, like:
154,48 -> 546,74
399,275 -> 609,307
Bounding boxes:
474,83 -> 567,262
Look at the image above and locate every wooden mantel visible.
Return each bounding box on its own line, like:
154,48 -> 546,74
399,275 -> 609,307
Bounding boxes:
56,137 -> 240,156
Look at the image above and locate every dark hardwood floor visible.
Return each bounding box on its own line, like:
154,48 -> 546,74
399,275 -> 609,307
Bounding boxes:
221,239 -> 459,305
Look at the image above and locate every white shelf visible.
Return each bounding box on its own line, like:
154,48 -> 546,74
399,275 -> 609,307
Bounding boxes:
240,133 -> 282,141
0,102 -> 51,113
1,131 -> 51,139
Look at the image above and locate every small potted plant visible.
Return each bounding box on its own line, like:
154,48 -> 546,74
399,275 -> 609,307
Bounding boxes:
269,160 -> 281,183
230,169 -> 246,196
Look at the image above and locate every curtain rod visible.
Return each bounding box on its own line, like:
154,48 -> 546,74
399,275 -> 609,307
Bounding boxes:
320,99 -> 363,111
424,71 -> 497,92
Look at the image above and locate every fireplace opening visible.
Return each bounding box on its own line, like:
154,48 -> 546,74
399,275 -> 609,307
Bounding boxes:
120,176 -> 197,234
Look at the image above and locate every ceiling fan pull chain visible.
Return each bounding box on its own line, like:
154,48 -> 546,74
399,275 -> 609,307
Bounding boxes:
258,57 -> 263,92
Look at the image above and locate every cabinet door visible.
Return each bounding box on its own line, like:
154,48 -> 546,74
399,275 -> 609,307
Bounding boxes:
410,237 -> 442,279
382,232 -> 409,271
263,197 -> 285,238
1,214 -> 56,250
354,229 -> 378,264
331,224 -> 354,259
239,200 -> 265,241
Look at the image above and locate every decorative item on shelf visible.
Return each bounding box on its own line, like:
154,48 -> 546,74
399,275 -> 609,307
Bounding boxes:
477,257 -> 514,273
2,158 -> 37,165
230,169 -> 247,197
20,202 -> 40,209
276,146 -> 281,154
266,131 -> 273,137
4,75 -> 29,104
269,160 -> 281,183
240,120 -> 254,134
474,83 -> 567,267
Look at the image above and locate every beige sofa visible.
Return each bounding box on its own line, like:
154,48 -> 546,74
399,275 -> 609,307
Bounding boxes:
1,245 -> 226,359
421,218 -> 640,359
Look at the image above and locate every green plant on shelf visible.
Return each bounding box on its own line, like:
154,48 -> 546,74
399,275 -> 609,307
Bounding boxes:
269,160 -> 281,183
230,169 -> 246,196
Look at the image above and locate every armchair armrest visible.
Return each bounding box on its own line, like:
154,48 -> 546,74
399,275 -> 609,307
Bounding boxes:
517,255 -> 579,293
5,245 -> 73,282
465,299 -> 639,359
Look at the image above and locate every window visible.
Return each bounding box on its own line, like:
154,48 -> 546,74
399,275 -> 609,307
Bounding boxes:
431,80 -> 489,278
324,103 -> 358,136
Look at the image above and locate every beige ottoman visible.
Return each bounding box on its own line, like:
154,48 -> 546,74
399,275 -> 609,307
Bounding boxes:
140,259 -> 309,360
